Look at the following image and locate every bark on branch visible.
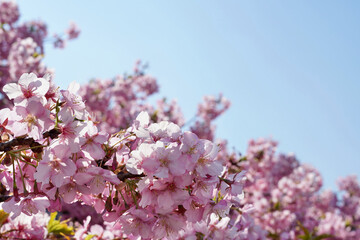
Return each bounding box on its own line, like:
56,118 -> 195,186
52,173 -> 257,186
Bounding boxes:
117,172 -> 145,182
0,128 -> 61,153
0,195 -> 11,202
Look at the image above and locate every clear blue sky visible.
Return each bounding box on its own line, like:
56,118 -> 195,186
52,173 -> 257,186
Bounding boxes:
18,0 -> 360,190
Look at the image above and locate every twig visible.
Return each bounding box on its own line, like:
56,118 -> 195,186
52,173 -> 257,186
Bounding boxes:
117,172 -> 145,182
0,195 -> 11,202
0,128 -> 61,153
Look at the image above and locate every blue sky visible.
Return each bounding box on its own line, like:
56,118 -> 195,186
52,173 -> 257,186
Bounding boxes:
18,0 -> 360,190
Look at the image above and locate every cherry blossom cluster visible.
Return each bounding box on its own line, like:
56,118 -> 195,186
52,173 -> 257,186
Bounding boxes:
216,138 -> 360,239
78,60 -> 184,134
191,94 -> 230,141
0,72 -> 252,239
0,0 -> 79,109
0,1 -> 359,240
78,61 -> 231,142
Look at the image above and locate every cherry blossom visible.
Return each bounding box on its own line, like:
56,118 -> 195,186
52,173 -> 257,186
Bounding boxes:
0,2 -> 359,240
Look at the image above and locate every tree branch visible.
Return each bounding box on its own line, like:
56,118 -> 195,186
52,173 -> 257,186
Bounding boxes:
117,171 -> 145,182
0,195 -> 11,202
0,128 -> 61,153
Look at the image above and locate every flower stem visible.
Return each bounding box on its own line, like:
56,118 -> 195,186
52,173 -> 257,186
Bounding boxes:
15,157 -> 28,195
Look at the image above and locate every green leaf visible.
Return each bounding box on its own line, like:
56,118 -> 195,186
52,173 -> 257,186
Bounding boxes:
272,201 -> 281,211
239,156 -> 247,162
297,221 -> 310,236
47,212 -> 74,236
314,234 -> 333,240
0,210 -> 9,226
85,234 -> 97,240
297,235 -> 308,240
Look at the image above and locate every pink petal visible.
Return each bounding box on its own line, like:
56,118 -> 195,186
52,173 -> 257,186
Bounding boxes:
32,77 -> 50,96
51,173 -> 66,188
3,83 -> 22,99
102,170 -> 121,185
157,191 -> 173,211
74,172 -> 94,185
136,111 -> 150,126
59,184 -> 77,204
61,158 -> 77,176
90,176 -> 106,195
19,73 -> 37,87
33,196 -> 50,212
34,163 -> 51,183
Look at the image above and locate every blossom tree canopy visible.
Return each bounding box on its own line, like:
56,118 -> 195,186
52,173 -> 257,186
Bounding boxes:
0,1 -> 359,240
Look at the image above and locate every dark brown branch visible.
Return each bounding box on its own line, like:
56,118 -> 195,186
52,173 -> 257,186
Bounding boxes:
117,171 -> 145,182
0,195 -> 11,202
42,128 -> 61,139
0,128 -> 61,153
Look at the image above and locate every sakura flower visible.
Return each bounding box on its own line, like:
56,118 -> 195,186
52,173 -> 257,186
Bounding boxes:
2,195 -> 50,219
119,207 -> 156,239
137,176 -> 190,213
0,212 -> 49,240
3,72 -> 49,106
180,131 -> 201,154
127,142 -> 157,175
59,178 -> 90,204
195,140 -> 223,178
44,77 -> 60,104
317,212 -> 352,239
338,175 -> 360,195
208,213 -> 238,240
152,214 -> 186,239
128,141 -> 186,178
220,171 -> 246,199
211,199 -> 231,218
34,143 -> 76,187
87,224 -> 115,240
155,98 -> 185,126
192,176 -> 219,202
73,216 -> 91,240
66,21 -> 81,40
148,120 -> 181,141
197,94 -> 231,123
60,82 -> 88,120
79,121 -> 108,160
0,165 -> 13,191
8,38 -> 44,80
39,183 -> 57,200
0,1 -> 20,25
57,108 -> 85,152
179,131 -> 204,171
183,196 -> 207,222
133,111 -> 150,138
53,34 -> 66,49
8,100 -> 53,139
132,113 -> 182,142
74,166 -> 120,195
151,141 -> 185,178
61,81 -> 87,119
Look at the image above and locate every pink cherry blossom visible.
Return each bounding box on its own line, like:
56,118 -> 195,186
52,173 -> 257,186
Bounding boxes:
79,121 -> 108,160
2,194 -> 50,219
0,1 -> 19,25
60,82 -> 87,119
3,72 -> 50,105
34,143 -> 76,187
66,21 -> 81,40
0,3 -> 359,239
74,166 -> 120,195
8,100 -> 53,139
